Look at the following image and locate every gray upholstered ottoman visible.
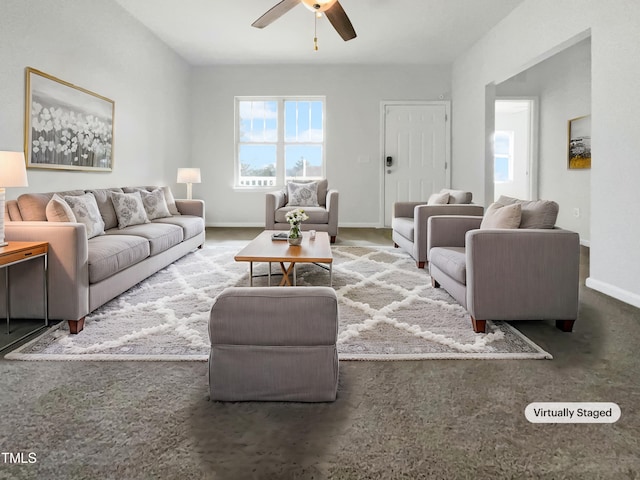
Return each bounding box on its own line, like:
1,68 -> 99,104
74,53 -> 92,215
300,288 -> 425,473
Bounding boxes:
208,286 -> 339,402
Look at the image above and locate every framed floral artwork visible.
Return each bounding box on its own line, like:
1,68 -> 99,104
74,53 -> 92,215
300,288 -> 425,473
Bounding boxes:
568,115 -> 591,169
24,67 -> 114,172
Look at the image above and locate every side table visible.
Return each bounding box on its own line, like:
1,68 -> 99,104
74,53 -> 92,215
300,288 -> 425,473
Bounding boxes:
1,241 -> 49,352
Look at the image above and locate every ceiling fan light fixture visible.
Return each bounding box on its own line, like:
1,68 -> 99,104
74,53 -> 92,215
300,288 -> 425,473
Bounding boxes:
300,0 -> 338,13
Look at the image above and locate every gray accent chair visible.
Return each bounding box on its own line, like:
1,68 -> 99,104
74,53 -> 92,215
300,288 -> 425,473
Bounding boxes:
392,189 -> 484,268
265,179 -> 339,243
427,215 -> 580,333
209,286 -> 339,402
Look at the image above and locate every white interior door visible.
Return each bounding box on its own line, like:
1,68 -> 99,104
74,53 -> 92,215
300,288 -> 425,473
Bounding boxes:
383,103 -> 449,226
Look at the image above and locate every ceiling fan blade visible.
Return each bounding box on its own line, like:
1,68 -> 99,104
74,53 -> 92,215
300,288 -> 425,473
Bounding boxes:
252,0 -> 301,29
325,1 -> 357,41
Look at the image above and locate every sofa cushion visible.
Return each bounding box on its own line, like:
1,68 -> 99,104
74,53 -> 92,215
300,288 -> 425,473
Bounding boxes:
152,215 -> 204,241
16,190 -> 85,221
275,206 -> 329,224
287,181 -> 319,207
64,193 -> 106,239
497,195 -> 559,229
427,192 -> 449,205
284,179 -> 328,206
87,234 -> 150,283
45,194 -> 76,222
86,188 -> 123,230
124,186 -> 180,215
480,202 -> 522,229
391,217 -> 414,241
440,189 -> 472,204
106,223 -> 183,256
138,188 -> 172,220
429,247 -> 467,285
111,191 -> 150,229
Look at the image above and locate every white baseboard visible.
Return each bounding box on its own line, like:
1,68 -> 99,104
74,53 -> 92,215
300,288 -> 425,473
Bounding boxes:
586,277 -> 640,309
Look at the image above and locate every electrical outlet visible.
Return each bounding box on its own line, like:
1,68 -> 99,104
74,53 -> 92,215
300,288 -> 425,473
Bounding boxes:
573,208 -> 580,218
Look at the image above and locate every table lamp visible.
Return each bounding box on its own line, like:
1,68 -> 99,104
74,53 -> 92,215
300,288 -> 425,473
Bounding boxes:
0,151 -> 29,247
177,168 -> 201,200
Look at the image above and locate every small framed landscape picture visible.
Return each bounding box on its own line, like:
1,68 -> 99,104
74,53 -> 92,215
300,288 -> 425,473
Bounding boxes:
24,67 -> 115,172
568,115 -> 591,169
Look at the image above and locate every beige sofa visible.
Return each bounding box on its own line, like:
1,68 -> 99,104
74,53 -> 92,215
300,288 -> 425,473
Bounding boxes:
2,186 -> 205,334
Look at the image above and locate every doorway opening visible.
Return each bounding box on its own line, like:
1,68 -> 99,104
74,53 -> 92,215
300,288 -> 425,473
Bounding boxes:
494,98 -> 538,201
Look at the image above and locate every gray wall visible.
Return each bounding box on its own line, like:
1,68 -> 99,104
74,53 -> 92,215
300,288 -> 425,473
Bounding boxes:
451,0 -> 640,308
0,0 -> 191,199
496,38 -> 591,243
189,64 -> 451,227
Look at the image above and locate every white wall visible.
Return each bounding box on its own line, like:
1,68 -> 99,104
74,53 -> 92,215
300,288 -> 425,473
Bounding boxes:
451,0 -> 640,307
496,38 -> 592,243
189,65 -> 451,227
0,0 -> 191,199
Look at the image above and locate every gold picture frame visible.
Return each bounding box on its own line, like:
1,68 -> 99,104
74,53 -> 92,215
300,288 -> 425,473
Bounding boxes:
568,115 -> 591,169
24,67 -> 114,172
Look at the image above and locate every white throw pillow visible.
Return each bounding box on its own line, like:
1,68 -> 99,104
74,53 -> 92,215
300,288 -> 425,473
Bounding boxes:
111,191 -> 150,229
138,188 -> 172,220
427,192 -> 449,205
287,181 -> 319,207
480,202 -> 522,229
45,194 -> 77,223
63,193 -> 105,239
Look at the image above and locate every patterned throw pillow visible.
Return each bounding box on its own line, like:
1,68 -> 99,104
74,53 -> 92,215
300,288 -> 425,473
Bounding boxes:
287,181 -> 319,207
110,191 -> 150,229
63,193 -> 105,239
138,188 -> 172,220
45,194 -> 77,222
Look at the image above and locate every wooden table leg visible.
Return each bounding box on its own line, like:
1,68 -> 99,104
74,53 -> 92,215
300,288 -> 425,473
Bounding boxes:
279,262 -> 295,286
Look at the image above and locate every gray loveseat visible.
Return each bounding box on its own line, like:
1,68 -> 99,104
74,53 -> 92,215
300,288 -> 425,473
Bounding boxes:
3,186 -> 205,334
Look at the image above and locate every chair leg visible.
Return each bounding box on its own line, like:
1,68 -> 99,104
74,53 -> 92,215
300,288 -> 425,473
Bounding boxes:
394,243 -> 399,248
471,317 -> 486,333
431,277 -> 440,288
556,320 -> 575,332
330,236 -> 336,243
68,317 -> 86,334
417,261 -> 425,268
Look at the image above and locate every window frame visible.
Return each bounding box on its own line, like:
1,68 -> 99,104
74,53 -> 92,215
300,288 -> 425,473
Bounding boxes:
234,96 -> 326,190
493,130 -> 515,184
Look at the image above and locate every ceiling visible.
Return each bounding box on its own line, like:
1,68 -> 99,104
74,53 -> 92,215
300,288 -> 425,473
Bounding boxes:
113,0 -> 524,66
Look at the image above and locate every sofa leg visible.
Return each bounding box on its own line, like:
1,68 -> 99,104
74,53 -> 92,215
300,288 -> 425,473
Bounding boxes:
556,320 -> 575,332
471,317 -> 486,333
198,244 -> 204,249
330,236 -> 336,243
417,261 -> 425,269
394,243 -> 399,248
431,277 -> 440,288
68,317 -> 85,334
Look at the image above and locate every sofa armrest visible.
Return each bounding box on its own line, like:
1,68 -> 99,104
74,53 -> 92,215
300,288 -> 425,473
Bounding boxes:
427,215 -> 483,251
4,221 -> 89,321
176,199 -> 205,218
326,189 -> 339,235
393,201 -> 426,219
265,190 -> 286,229
465,228 -> 580,320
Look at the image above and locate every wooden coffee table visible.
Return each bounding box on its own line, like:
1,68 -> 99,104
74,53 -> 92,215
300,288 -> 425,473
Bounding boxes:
234,230 -> 333,286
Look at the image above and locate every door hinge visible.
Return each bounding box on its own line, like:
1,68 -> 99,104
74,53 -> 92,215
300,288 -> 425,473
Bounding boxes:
445,114 -> 448,121
445,162 -> 448,170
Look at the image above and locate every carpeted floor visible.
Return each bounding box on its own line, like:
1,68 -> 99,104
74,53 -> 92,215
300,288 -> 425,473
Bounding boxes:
1,228 -> 639,479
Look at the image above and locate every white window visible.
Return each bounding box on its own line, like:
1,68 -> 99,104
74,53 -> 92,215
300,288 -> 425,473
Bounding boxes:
235,97 -> 325,188
493,130 -> 514,183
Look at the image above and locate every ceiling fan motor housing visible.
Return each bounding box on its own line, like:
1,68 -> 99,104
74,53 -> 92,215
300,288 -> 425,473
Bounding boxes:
301,0 -> 338,13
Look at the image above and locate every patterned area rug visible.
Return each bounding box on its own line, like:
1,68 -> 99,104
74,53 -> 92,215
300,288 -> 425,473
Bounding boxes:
6,246 -> 552,361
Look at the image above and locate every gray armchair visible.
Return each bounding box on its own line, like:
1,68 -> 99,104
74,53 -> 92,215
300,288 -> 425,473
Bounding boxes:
392,189 -> 484,268
265,179 -> 338,243
427,215 -> 580,333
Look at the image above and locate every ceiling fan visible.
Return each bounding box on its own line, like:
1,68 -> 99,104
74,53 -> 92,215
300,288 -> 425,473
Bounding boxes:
252,0 -> 357,42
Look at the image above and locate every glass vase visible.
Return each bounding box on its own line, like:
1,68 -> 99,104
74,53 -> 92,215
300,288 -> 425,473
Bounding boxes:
288,224 -> 302,246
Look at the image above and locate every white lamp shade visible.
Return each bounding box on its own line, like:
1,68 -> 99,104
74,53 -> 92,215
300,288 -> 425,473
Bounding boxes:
0,151 -> 28,187
177,168 -> 201,184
